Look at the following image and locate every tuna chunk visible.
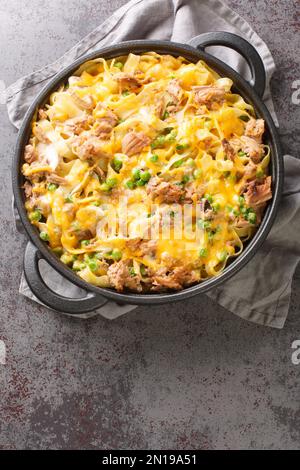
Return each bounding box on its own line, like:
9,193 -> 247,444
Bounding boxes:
126,239 -> 157,257
74,229 -> 93,241
23,181 -> 32,198
33,125 -> 51,143
24,144 -> 37,164
64,115 -> 90,135
152,266 -> 198,290
234,217 -> 252,229
240,136 -> 264,163
69,91 -> 94,110
167,79 -> 183,103
243,176 -> 272,207
107,259 -> 142,292
222,138 -> 235,161
147,177 -> 184,204
245,118 -> 265,143
94,121 -> 113,139
47,174 -> 67,185
184,182 -> 205,203
154,95 -> 166,119
94,107 -> 118,139
74,136 -> 110,161
122,132 -> 150,156
192,85 -> 225,108
114,72 -> 141,92
38,109 -> 48,120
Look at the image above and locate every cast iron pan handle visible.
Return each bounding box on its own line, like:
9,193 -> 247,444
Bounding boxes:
23,242 -> 109,314
188,32 -> 266,98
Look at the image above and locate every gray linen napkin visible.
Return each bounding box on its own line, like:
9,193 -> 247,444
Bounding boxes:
6,0 -> 300,327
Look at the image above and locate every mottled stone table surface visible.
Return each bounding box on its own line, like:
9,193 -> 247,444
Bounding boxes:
0,0 -> 299,450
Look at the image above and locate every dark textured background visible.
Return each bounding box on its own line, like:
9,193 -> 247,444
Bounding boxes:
0,0 -> 299,450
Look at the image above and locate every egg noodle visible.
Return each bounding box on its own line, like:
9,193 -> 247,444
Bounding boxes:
22,52 -> 272,292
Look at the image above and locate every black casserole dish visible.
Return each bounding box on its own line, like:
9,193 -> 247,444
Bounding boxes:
13,32 -> 283,314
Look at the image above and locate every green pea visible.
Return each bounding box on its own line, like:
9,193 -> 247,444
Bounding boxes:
125,180 -> 136,190
136,179 -> 147,186
48,183 -> 58,192
122,90 -> 130,96
81,240 -> 90,247
149,154 -> 159,163
240,206 -> 247,216
112,157 -> 123,173
140,170 -> 151,182
111,249 -> 122,261
246,210 -> 257,225
29,210 -> 42,222
40,231 -> 49,241
73,260 -> 86,271
212,202 -> 220,212
114,62 -> 123,69
218,250 -> 228,262
99,182 -> 111,192
132,168 -> 141,181
106,178 -> 118,188
199,248 -> 208,257
61,253 -> 75,265
151,135 -> 166,149
238,151 -> 247,157
166,129 -> 177,142
87,258 -> 98,272
128,267 -> 136,277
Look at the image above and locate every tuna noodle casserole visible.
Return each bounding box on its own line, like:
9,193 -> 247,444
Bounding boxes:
22,52 -> 272,292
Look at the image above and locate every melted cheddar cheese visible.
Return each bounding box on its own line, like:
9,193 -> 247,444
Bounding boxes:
22,52 -> 271,292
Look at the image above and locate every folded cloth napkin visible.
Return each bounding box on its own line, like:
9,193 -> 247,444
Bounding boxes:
6,0 -> 300,327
